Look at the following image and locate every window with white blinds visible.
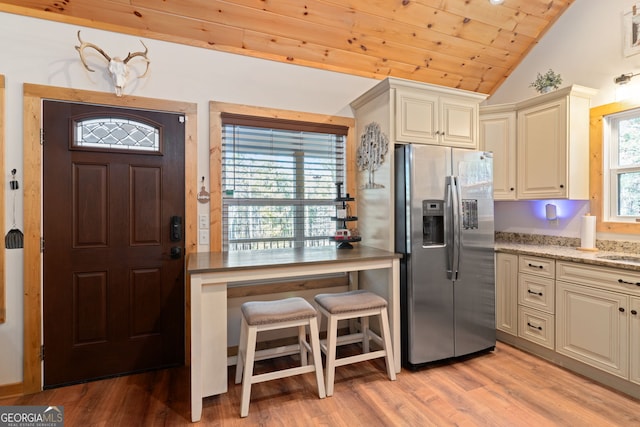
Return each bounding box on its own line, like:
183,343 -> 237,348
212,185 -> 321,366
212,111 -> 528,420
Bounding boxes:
221,114 -> 347,251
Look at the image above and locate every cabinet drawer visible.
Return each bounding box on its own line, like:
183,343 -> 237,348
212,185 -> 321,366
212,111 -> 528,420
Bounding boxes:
519,255 -> 555,278
518,273 -> 555,313
518,306 -> 555,350
556,261 -> 640,296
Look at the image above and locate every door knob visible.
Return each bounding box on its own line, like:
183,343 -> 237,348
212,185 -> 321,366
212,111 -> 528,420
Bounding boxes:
170,246 -> 182,259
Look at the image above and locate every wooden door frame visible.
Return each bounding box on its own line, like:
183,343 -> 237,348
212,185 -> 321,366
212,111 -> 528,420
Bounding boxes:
0,75 -> 5,325
23,84 -> 198,394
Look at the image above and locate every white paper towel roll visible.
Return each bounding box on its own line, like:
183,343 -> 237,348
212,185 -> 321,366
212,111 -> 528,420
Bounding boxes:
580,214 -> 596,249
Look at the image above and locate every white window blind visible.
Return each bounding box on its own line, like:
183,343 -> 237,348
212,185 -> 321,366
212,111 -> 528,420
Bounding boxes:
221,114 -> 347,251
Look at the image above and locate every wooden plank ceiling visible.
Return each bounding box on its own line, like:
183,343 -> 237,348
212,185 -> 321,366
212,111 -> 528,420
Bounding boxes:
0,0 -> 574,95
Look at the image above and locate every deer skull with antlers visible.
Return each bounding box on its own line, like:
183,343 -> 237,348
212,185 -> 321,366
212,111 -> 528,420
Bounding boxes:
75,31 -> 150,96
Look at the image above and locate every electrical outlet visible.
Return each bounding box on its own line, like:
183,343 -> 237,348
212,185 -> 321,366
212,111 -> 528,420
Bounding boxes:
199,230 -> 209,245
199,214 -> 209,229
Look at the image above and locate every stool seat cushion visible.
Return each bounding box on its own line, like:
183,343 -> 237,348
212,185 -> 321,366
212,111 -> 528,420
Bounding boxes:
241,297 -> 317,326
314,290 -> 387,314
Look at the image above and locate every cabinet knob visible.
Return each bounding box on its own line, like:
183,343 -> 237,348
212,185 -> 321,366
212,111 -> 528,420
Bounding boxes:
631,310 -> 638,315
559,184 -> 565,188
510,187 -> 515,191
619,307 -> 625,313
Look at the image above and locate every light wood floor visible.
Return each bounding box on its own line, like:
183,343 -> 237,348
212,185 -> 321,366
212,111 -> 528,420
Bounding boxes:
1,342 -> 639,426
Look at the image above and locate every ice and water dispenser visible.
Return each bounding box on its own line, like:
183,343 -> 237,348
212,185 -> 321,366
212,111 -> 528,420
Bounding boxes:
422,200 -> 444,246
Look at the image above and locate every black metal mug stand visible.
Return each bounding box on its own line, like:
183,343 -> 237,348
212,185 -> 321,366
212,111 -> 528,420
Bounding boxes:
331,182 -> 361,249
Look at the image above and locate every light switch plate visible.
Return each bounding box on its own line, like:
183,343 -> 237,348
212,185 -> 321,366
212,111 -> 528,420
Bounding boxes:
199,214 -> 209,229
199,230 -> 209,245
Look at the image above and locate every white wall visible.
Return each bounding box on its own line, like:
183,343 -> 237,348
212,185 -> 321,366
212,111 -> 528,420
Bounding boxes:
488,0 -> 640,241
0,11 -> 379,386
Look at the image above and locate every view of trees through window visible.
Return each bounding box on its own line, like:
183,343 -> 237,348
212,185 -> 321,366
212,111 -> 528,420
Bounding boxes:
615,115 -> 640,217
222,122 -> 345,251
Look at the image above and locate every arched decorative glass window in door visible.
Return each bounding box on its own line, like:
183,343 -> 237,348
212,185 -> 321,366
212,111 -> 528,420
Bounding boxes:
73,116 -> 161,152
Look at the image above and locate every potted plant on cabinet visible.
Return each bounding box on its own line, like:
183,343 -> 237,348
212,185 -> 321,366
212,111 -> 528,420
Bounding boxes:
530,69 -> 563,94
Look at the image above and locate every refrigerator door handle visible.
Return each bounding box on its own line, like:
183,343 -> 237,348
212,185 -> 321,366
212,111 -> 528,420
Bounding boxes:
450,176 -> 461,281
445,177 -> 454,280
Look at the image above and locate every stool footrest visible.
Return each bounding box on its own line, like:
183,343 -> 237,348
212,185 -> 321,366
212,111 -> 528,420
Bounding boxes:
333,350 -> 387,367
251,365 -> 318,384
253,343 -> 302,362
319,330 -> 383,353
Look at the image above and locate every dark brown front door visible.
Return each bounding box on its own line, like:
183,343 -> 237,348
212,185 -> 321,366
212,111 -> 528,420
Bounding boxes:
42,100 -> 185,387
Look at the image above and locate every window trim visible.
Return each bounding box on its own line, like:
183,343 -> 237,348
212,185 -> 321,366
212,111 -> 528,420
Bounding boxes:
209,101 -> 356,251
590,100 -> 640,234
603,109 -> 640,222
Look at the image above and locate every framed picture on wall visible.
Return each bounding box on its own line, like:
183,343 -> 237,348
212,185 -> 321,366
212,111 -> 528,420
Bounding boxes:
623,4 -> 640,57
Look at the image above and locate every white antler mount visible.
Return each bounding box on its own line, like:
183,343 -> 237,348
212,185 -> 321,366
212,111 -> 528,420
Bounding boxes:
75,30 -> 150,96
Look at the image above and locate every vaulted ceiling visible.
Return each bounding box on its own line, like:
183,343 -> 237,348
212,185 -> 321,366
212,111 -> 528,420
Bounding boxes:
0,0 -> 574,95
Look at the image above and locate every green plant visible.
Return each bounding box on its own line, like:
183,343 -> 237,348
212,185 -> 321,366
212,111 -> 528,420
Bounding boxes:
530,69 -> 563,93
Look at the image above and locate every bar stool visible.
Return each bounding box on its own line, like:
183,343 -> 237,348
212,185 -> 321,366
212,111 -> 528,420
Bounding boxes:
314,289 -> 396,396
234,297 -> 326,417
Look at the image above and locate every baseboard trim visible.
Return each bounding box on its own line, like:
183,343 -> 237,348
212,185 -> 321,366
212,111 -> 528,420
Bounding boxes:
0,381 -> 24,399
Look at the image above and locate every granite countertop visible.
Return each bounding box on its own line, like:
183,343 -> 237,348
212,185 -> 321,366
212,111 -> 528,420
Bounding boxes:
495,242 -> 640,272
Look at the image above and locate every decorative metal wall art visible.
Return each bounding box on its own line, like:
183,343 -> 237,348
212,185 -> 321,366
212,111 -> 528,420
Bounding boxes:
356,122 -> 389,189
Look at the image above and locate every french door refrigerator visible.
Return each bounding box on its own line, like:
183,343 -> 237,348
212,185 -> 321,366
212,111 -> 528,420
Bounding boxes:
395,144 -> 495,368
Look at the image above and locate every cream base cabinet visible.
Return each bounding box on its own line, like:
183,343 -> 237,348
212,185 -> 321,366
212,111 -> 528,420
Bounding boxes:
631,297 -> 640,385
556,281 -> 629,379
516,85 -> 596,199
393,82 -> 486,149
495,253 -> 518,335
479,105 -> 517,200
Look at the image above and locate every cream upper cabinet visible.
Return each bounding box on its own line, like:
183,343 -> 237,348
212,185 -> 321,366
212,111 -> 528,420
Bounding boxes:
395,87 -> 439,144
516,85 -> 596,199
481,85 -> 596,200
393,82 -> 486,149
495,252 -> 518,336
479,105 -> 516,200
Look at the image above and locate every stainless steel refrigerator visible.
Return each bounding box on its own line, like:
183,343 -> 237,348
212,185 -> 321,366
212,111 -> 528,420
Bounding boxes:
394,144 -> 495,368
